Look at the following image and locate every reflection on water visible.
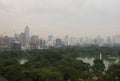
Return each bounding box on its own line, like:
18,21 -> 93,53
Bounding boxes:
115,59 -> 119,63
77,57 -> 95,66
77,57 -> 119,69
19,59 -> 28,64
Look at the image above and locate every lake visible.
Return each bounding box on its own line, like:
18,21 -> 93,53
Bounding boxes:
76,57 -> 119,70
19,59 -> 28,64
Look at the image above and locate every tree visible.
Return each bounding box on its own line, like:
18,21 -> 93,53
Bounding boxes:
60,67 -> 79,81
73,60 -> 90,71
92,59 -> 105,73
106,64 -> 120,81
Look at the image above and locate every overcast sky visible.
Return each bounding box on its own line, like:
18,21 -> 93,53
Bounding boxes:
0,0 -> 120,38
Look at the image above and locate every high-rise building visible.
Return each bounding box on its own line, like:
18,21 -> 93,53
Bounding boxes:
24,25 -> 30,45
106,36 -> 112,45
30,35 -> 39,49
64,35 -> 69,46
96,36 -> 104,47
0,36 -> 11,51
55,38 -> 64,47
20,32 -> 26,46
39,39 -> 46,49
48,35 -> 53,41
10,40 -> 21,50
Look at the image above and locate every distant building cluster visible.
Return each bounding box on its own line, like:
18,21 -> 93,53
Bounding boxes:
1,26 -> 120,51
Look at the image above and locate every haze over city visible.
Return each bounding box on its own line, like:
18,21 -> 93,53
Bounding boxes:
0,0 -> 120,37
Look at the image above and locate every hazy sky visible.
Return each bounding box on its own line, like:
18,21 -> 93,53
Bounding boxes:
0,0 -> 120,38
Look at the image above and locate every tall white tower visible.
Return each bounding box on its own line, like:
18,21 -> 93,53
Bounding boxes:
100,53 -> 102,60
24,25 -> 30,45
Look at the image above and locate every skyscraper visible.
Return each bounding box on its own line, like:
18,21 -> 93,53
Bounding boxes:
55,38 -> 63,47
20,32 -> 26,46
48,35 -> 53,41
24,25 -> 30,45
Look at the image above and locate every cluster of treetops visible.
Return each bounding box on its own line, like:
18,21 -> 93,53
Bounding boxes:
0,45 -> 120,81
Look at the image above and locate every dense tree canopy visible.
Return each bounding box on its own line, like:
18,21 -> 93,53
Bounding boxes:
0,46 -> 120,81
92,59 -> 105,73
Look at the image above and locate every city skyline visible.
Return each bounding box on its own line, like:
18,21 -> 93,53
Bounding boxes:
1,26 -> 120,51
0,0 -> 120,37
1,25 -> 120,39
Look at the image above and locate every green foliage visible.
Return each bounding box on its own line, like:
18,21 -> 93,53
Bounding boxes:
73,60 -> 90,71
106,64 -> 120,81
92,59 -> 105,73
60,67 -> 79,81
0,46 -> 120,81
